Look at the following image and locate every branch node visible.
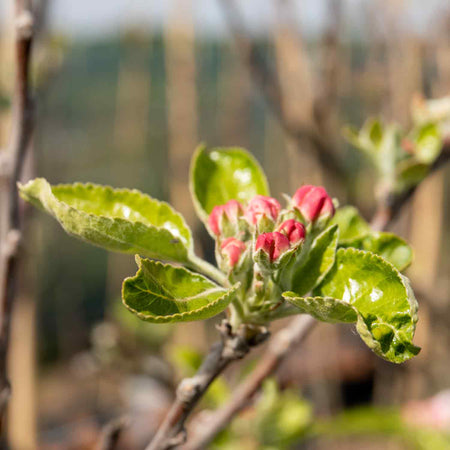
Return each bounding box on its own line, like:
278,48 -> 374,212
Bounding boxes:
177,377 -> 202,404
15,10 -> 34,39
0,154 -> 12,178
1,229 -> 22,259
166,429 -> 187,448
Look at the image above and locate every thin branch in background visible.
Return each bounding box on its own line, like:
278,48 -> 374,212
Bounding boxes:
183,315 -> 316,450
96,416 -> 130,450
218,0 -> 346,184
145,322 -> 269,450
0,0 -> 34,426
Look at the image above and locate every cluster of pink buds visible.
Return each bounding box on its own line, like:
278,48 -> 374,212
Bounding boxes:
208,184 -> 334,271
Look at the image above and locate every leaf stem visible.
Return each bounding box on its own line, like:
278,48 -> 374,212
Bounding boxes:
188,255 -> 228,286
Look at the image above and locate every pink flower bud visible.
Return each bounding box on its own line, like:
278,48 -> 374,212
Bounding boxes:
220,237 -> 246,267
401,138 -> 415,155
208,200 -> 243,236
255,232 -> 290,262
292,185 -> 335,222
244,195 -> 281,226
277,219 -> 306,244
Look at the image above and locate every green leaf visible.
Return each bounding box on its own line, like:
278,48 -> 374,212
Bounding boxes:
19,178 -> 193,263
122,256 -> 238,323
365,118 -> 383,150
349,232 -> 413,272
331,207 -> 413,271
281,225 -> 339,296
344,119 -> 401,180
396,159 -> 430,190
190,145 -> 269,221
330,206 -> 371,244
343,118 -> 383,158
411,122 -> 441,164
284,249 -> 419,363
255,379 -> 312,448
282,294 -> 357,323
316,248 -> 419,363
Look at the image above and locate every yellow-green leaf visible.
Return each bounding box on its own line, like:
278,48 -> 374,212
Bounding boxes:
19,178 -> 193,263
285,248 -> 420,363
122,256 -> 238,323
190,145 -> 269,221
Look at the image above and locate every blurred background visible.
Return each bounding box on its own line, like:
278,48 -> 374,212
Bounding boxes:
1,0 -> 450,448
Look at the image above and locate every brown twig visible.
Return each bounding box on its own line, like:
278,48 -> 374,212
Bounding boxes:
183,315 -> 315,450
96,416 -> 130,450
144,322 -> 269,450
218,0 -> 346,184
0,0 -> 34,425
370,135 -> 450,231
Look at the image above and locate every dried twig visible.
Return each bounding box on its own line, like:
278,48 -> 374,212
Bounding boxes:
0,0 -> 34,424
144,322 -> 269,450
218,0 -> 346,183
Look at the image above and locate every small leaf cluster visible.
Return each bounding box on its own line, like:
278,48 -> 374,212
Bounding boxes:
344,97 -> 448,196
19,145 -> 419,363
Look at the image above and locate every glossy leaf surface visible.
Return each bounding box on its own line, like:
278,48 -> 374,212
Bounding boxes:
330,206 -> 371,244
19,178 -> 193,263
285,248 -> 419,363
282,294 -> 357,323
190,145 -> 269,221
123,257 -> 238,323
350,232 -> 413,272
331,206 -> 412,271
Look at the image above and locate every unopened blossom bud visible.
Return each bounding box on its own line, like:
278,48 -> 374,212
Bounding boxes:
401,138 -> 415,154
255,232 -> 290,262
208,200 -> 243,236
244,195 -> 281,227
277,219 -> 306,244
292,185 -> 334,222
220,237 -> 246,268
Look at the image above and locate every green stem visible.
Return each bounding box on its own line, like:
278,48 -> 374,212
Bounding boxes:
188,255 -> 228,286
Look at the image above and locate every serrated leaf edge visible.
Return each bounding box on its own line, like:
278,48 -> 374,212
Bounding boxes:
282,293 -> 357,323
122,258 -> 239,323
19,178 -> 194,259
318,247 -> 420,362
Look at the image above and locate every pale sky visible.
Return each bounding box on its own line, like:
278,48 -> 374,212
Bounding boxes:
0,0 -> 449,38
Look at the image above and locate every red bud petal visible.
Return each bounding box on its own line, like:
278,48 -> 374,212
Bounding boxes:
244,195 -> 281,226
277,219 -> 306,244
255,232 -> 290,261
220,237 -> 246,267
208,200 -> 243,236
292,185 -> 334,222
